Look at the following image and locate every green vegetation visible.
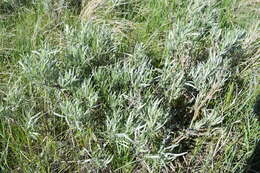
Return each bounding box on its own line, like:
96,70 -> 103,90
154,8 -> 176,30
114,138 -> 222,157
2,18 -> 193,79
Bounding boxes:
0,0 -> 259,172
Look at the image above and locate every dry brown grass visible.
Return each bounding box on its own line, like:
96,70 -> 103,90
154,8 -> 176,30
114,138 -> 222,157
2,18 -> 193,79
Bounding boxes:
80,0 -> 105,21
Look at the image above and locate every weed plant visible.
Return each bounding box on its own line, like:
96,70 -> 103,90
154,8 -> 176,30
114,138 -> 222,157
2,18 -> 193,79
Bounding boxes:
0,0 -> 259,172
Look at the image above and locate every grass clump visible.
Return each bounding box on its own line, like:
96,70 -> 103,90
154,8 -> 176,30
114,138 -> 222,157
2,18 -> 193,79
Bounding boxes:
0,0 -> 259,172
